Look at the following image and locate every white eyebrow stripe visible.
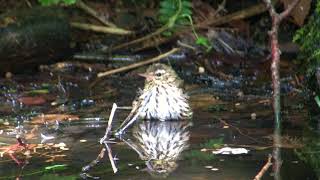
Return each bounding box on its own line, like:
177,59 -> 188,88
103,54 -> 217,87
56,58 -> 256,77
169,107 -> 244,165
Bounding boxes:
155,69 -> 166,74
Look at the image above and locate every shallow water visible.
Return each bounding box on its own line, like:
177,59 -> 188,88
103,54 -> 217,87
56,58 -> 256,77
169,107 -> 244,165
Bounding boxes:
0,66 -> 318,180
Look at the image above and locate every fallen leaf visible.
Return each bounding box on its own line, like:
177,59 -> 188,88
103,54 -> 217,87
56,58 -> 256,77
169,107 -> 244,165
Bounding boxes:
18,96 -> 46,105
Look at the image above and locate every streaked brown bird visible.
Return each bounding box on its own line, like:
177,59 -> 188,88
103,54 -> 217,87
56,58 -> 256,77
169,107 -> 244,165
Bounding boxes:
116,63 -> 192,134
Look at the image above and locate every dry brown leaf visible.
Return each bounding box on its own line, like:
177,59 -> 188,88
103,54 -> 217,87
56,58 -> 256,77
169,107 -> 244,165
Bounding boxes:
281,0 -> 311,26
31,114 -> 79,124
18,96 -> 46,105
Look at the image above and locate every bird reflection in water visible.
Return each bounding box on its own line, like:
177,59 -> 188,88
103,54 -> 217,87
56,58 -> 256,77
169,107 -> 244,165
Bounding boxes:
122,120 -> 190,178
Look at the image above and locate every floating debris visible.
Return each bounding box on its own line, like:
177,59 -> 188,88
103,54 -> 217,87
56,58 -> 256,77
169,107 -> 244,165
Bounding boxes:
40,133 -> 55,143
212,147 -> 249,155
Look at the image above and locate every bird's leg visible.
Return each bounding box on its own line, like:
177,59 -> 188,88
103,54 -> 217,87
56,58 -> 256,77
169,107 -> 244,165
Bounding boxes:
115,112 -> 140,135
121,138 -> 144,159
114,100 -> 139,134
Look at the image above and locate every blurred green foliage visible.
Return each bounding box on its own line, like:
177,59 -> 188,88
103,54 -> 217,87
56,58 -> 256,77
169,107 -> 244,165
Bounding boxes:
293,1 -> 320,75
158,0 -> 192,36
38,0 -> 76,6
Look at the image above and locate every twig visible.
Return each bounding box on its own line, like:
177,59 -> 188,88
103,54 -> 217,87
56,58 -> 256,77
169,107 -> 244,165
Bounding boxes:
24,0 -> 32,7
97,48 -> 180,78
70,22 -> 134,35
261,0 -> 300,179
75,0 -> 116,28
111,24 -> 169,51
100,103 -> 118,144
254,154 -> 272,180
116,106 -> 132,110
196,2 -> 270,29
105,142 -> 118,173
109,0 -> 183,51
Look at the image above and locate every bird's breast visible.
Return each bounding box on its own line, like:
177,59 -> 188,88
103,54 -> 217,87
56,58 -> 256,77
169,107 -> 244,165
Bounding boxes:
138,85 -> 190,121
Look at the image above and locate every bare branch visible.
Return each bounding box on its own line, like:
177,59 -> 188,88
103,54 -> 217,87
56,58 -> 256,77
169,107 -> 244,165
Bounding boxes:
279,0 -> 300,20
262,0 -> 277,17
97,48 -> 180,78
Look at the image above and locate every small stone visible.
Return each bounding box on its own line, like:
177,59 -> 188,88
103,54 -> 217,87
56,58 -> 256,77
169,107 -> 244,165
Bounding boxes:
60,147 -> 69,150
211,168 -> 219,171
135,166 -> 140,170
5,72 -> 12,79
198,67 -> 205,74
251,113 -> 257,120
237,91 -> 244,97
205,165 -> 213,169
80,139 -> 87,143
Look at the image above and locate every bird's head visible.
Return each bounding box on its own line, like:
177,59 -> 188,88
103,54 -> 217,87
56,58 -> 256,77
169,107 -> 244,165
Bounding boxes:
140,63 -> 181,87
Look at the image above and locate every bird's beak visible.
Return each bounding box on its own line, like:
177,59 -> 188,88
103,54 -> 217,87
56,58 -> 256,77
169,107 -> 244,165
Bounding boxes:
139,73 -> 153,81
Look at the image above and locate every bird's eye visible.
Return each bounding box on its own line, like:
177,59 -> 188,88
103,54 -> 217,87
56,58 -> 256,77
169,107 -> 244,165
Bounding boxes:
155,72 -> 162,77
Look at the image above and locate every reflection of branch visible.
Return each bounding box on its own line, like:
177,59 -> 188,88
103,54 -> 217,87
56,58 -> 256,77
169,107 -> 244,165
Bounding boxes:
218,118 -> 268,145
105,143 -> 118,173
254,154 -> 272,180
81,143 -> 118,177
82,147 -> 106,172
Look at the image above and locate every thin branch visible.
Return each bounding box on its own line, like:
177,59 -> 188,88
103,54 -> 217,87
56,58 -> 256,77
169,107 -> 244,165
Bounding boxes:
100,103 -> 118,144
97,48 -> 180,78
70,22 -> 134,35
261,0 -> 300,179
254,154 -> 272,180
262,0 -> 277,17
111,25 -> 169,51
76,0 -> 116,28
279,0 -> 300,20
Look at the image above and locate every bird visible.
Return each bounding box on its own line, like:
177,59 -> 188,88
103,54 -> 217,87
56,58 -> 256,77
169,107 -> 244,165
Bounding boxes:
116,63 -> 192,134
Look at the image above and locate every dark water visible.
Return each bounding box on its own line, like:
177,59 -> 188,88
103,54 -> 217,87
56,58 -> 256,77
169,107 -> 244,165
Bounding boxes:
0,67 -> 318,180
